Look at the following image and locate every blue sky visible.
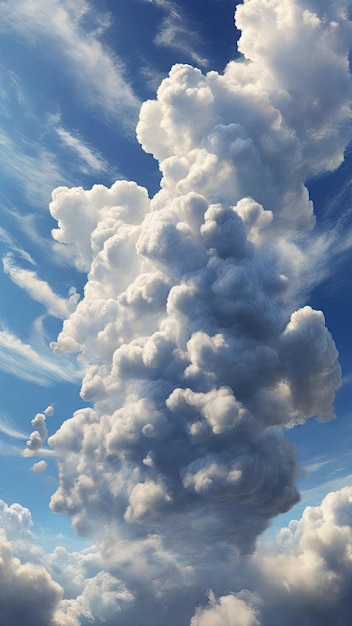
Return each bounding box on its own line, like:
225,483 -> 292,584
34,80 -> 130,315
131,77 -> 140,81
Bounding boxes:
0,1 -> 352,624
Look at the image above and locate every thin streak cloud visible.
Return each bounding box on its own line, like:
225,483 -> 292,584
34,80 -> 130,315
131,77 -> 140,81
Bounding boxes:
3,253 -> 79,319
0,329 -> 80,386
0,414 -> 27,440
55,127 -> 110,175
0,0 -> 140,130
0,129 -> 69,206
0,226 -> 35,265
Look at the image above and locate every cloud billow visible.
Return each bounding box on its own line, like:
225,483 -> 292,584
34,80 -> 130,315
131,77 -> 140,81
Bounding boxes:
0,529 -> 75,626
43,1 -> 351,623
194,485 -> 352,626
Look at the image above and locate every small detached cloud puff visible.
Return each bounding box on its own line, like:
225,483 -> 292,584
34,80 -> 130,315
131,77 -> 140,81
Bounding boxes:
23,406 -> 54,458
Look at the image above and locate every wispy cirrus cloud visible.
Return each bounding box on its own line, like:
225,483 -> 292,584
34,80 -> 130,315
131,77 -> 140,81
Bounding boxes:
145,0 -> 209,67
2,253 -> 79,319
0,129 -> 69,206
0,226 -> 35,265
0,0 -> 140,131
0,328 -> 80,386
55,126 -> 111,175
0,412 -> 27,440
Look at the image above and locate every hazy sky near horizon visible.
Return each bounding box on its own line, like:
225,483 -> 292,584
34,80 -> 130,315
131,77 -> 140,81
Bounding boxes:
0,1 -> 352,624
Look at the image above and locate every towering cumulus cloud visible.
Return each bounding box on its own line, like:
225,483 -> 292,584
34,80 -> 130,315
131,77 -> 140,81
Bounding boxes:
47,1 -> 351,624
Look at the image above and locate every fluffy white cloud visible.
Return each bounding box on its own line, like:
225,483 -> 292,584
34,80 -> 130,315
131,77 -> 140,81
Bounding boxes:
23,411 -> 49,457
251,485 -> 352,625
23,407 -> 57,459
30,460 -> 48,472
0,128 -> 69,206
2,484 -> 352,626
62,571 -> 134,623
49,180 -> 149,273
32,0 -> 352,624
0,500 -> 131,625
42,545 -> 134,624
0,500 -> 33,542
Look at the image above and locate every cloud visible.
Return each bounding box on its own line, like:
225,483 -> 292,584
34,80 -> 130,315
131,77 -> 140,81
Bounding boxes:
0,328 -> 80,386
190,592 -> 260,626
61,571 -> 134,624
23,411 -> 49,457
0,529 -> 77,626
19,0 -> 351,623
147,0 -> 209,67
0,498 -> 132,624
0,129 -> 69,206
3,254 -> 79,319
189,485 -> 352,626
23,406 -> 56,458
0,500 -> 33,541
49,179 -> 150,272
0,505 -> 134,625
0,412 -> 27,440
0,507 -> 133,625
55,126 -> 111,175
252,485 -> 352,625
0,226 -> 35,265
0,0 -> 140,131
49,0 -> 348,537
1,484 -> 352,626
30,460 -> 48,472
1,207 -> 59,266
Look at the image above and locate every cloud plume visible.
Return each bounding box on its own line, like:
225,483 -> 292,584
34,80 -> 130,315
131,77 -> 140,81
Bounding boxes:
41,0 -> 352,623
